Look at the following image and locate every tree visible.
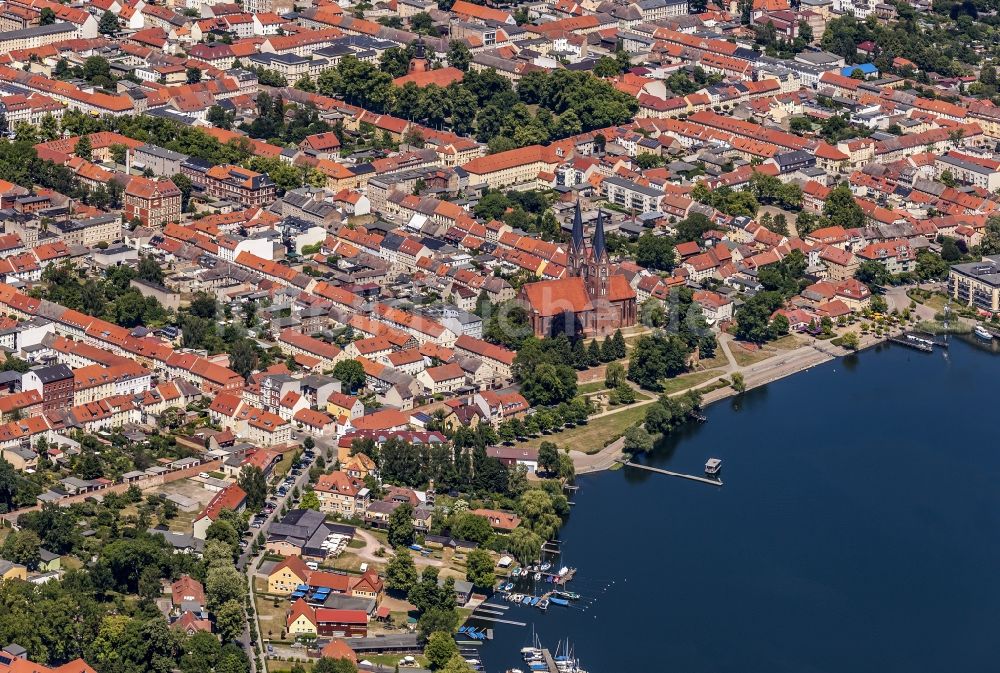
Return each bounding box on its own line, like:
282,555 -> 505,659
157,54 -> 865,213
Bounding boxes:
537,441 -> 559,475
108,143 -> 129,166
840,331 -> 860,349
387,503 -> 415,547
0,529 -> 41,569
855,260 -> 890,287
300,490 -> 320,510
465,548 -> 495,590
424,631 -> 459,670
441,654 -> 474,673
627,333 -> 690,390
238,466 -> 267,510
823,183 -> 865,229
385,548 -> 419,592
172,172 -> 193,211
623,425 -> 653,453
941,237 -> 962,261
674,212 -> 714,242
634,152 -> 665,169
186,67 -> 202,84
214,600 -> 245,643
137,255 -> 164,285
314,657 -> 357,673
410,11 -> 435,34
206,564 -> 246,611
507,527 -> 542,564
519,362 -> 577,407
75,135 -> 92,160
730,372 -> 746,394
332,359 -> 365,392
449,512 -> 493,544
98,9 -> 119,34
229,338 -> 258,380
206,519 -> 240,551
447,40 -> 472,71
734,291 -> 785,343
636,232 -> 676,271
798,19 -> 813,43
39,7 -> 55,24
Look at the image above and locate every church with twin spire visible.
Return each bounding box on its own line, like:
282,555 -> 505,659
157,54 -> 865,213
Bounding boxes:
519,203 -> 637,338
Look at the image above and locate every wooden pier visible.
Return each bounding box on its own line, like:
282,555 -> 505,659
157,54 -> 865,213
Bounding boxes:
621,460 -> 723,486
468,615 -> 527,626
541,649 -> 560,673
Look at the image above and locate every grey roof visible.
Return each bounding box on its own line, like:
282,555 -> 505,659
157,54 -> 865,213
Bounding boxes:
28,363 -> 72,384
0,23 -> 75,39
149,528 -> 205,552
136,144 -> 188,161
950,255 -> 1000,288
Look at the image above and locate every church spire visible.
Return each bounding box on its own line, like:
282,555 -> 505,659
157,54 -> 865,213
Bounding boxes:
571,200 -> 585,253
592,209 -> 607,262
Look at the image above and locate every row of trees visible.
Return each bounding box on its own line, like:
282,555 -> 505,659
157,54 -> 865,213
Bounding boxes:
314,57 -> 637,149
349,430 -> 518,498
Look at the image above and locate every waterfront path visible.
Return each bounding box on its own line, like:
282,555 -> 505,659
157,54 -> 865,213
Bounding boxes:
572,336 -> 846,473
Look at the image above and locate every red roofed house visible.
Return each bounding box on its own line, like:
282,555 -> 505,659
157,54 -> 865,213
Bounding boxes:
416,362 -> 467,395
286,598 -> 369,637
519,207 -> 636,337
124,177 -> 182,227
471,508 -> 521,531
193,483 -> 247,539
171,574 -> 206,608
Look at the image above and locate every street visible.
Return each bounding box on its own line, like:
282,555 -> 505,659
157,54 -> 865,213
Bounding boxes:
238,432 -> 335,673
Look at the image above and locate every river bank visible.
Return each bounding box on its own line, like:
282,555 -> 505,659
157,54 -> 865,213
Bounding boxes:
572,337 -> 840,474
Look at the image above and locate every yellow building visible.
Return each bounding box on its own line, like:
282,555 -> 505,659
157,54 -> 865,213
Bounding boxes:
0,559 -> 27,581
267,556 -> 310,595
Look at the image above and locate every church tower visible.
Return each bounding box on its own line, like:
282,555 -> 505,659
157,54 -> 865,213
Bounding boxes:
408,37 -> 429,74
569,200 -> 586,279
586,209 -> 609,298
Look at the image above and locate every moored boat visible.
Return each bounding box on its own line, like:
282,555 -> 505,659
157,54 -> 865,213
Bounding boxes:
975,325 -> 993,341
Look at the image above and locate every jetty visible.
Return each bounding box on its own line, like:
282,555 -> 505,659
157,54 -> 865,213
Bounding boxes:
889,335 -> 933,352
468,615 -> 526,626
620,460 -> 723,486
889,331 -> 949,353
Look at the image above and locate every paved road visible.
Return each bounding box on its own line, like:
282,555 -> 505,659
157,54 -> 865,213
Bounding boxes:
238,435 -> 327,673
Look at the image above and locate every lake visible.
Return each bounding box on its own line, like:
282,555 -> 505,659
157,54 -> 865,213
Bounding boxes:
472,336 -> 1000,673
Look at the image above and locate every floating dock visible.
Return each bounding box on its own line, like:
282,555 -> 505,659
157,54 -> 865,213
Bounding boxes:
621,460 -> 723,486
889,335 -> 933,352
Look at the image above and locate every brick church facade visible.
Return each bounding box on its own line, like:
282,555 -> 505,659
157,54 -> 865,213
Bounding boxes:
519,204 -> 637,338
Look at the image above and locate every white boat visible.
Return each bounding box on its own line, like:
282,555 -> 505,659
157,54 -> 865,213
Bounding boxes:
533,572 -> 542,581
975,325 -> 993,341
558,566 -> 569,576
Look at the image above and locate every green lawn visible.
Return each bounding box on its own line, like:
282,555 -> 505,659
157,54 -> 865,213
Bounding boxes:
771,334 -> 802,351
522,403 -> 650,453
577,381 -> 607,395
659,369 -> 723,395
731,343 -> 775,368
909,290 -> 950,312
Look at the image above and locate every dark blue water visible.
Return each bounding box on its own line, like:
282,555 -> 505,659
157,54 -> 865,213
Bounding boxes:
474,337 -> 1000,673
